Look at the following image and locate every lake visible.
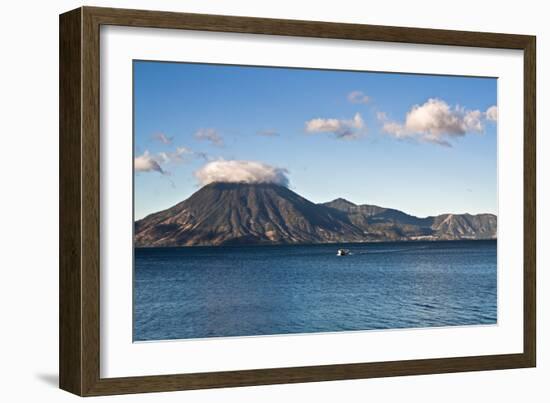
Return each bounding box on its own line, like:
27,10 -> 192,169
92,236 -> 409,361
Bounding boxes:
134,240 -> 497,341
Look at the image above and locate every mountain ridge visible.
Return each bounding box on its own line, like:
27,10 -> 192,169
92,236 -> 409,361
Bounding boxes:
135,182 -> 497,247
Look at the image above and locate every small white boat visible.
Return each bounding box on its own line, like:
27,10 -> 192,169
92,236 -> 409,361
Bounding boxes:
337,248 -> 350,256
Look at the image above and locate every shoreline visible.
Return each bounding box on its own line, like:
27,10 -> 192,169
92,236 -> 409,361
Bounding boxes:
134,238 -> 497,250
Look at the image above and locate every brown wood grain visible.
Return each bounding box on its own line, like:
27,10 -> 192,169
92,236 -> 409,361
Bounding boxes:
81,6 -> 102,396
59,7 -> 83,395
523,38 -> 537,367
59,6 -> 537,396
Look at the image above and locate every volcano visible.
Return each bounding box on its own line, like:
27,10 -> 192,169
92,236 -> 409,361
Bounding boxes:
134,182 -> 366,247
134,182 -> 497,247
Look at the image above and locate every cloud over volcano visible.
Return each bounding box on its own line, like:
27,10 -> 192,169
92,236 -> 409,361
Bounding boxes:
194,160 -> 289,187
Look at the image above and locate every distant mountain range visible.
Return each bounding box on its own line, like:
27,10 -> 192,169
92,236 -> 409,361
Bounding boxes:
134,182 -> 497,247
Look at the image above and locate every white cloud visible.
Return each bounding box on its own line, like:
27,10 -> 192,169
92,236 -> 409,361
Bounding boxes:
135,146 -> 199,175
347,90 -> 370,104
381,121 -> 407,139
195,160 -> 289,187
380,98 -> 491,147
134,151 -> 165,174
157,146 -> 194,164
152,132 -> 173,145
486,105 -> 498,122
405,99 -> 482,136
194,128 -> 224,146
463,109 -> 483,132
305,112 -> 366,140
156,152 -> 170,164
175,146 -> 193,156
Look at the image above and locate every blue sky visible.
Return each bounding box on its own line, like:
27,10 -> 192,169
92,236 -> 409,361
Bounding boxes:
134,61 -> 497,220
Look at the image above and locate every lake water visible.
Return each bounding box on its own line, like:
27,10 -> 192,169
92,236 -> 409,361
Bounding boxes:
134,240 -> 497,341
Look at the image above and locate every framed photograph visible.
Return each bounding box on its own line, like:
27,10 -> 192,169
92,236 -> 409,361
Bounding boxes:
59,6 -> 536,396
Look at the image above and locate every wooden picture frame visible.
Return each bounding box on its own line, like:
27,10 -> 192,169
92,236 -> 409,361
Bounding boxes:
59,6 -> 536,396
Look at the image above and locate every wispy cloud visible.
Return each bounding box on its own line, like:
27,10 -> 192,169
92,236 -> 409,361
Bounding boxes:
134,151 -> 166,175
194,128 -> 224,147
378,98 -> 494,147
257,129 -> 280,137
305,112 -> 366,140
135,145 -> 210,177
347,90 -> 370,104
157,146 -> 194,164
195,160 -> 289,187
152,132 -> 173,145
